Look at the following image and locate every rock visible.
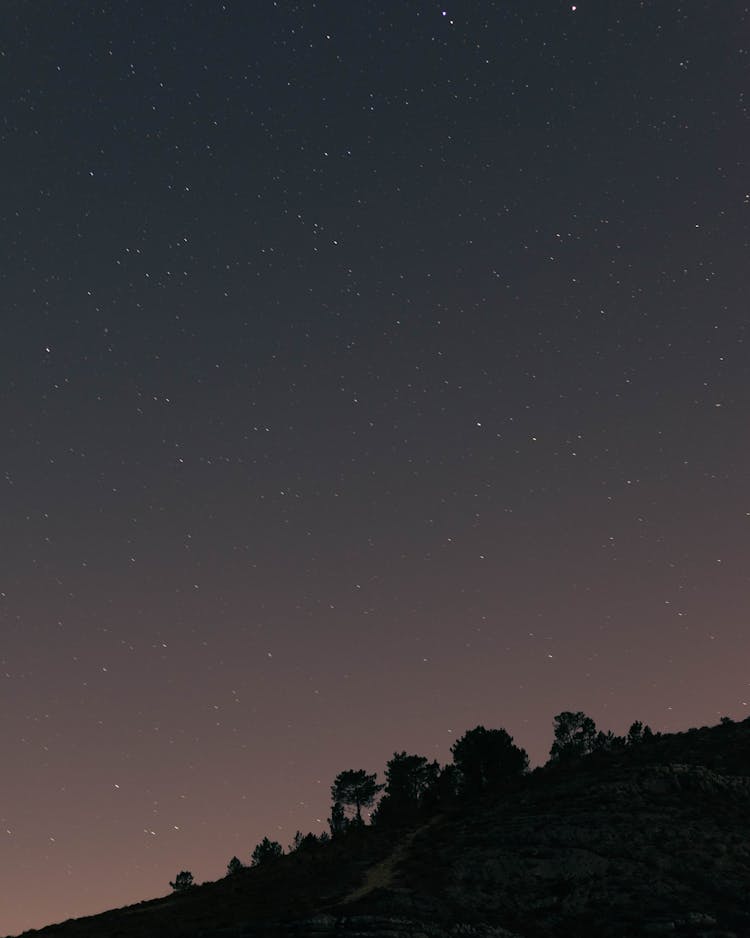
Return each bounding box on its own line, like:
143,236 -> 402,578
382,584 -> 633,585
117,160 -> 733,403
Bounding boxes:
683,911 -> 718,926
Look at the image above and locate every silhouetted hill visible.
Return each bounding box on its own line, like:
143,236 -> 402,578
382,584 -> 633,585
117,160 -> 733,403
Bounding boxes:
9,717 -> 750,938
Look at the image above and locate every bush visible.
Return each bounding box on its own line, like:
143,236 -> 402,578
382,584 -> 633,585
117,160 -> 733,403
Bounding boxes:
226,855 -> 245,875
169,870 -> 194,892
251,836 -> 284,866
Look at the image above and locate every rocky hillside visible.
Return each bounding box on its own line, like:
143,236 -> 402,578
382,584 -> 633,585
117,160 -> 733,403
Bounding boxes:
10,717 -> 750,938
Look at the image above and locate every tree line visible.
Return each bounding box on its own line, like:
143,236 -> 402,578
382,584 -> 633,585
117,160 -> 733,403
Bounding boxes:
170,710 -> 656,890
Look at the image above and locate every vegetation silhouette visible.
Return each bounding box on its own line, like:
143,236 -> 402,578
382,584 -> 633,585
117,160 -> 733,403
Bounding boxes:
226,855 -> 245,876
626,719 -> 655,745
450,725 -> 529,796
24,710 -> 750,938
251,836 -> 284,866
331,768 -> 384,823
169,870 -> 194,892
328,799 -> 349,837
372,751 -> 440,826
163,709 -> 676,903
289,830 -> 320,853
549,709 -> 598,761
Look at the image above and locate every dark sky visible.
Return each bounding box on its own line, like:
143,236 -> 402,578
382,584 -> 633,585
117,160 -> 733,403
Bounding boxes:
2,1 -> 748,932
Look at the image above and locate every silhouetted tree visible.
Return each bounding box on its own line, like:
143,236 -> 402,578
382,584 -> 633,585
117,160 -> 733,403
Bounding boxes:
331,769 -> 383,822
170,870 -> 194,892
370,796 -> 393,827
549,711 -> 597,762
451,726 -> 529,796
593,729 -> 624,752
374,751 -> 441,825
329,800 -> 349,837
423,762 -> 461,809
226,856 -> 244,876
627,720 -> 655,745
627,720 -> 644,745
251,836 -> 283,866
386,752 -> 441,805
289,830 -> 320,852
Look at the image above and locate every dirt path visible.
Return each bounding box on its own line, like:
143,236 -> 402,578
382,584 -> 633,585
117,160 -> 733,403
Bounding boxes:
341,816 -> 441,905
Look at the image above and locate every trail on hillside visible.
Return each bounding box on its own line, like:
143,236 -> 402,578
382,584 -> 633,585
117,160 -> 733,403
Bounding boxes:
341,816 -> 441,905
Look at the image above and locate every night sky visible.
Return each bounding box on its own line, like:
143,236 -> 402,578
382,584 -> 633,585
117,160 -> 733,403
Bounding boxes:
2,1 -> 748,933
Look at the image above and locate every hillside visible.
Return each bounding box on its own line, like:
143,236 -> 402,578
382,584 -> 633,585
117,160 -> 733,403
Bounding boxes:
9,717 -> 750,938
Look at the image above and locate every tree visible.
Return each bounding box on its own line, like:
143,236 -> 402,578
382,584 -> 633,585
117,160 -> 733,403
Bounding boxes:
627,720 -> 644,745
450,726 -> 529,796
375,752 -> 441,825
169,870 -> 194,892
292,831 -> 319,852
330,769 -> 384,823
289,830 -> 320,852
549,711 -> 597,762
329,801 -> 349,837
627,721 -> 655,745
592,729 -> 624,753
226,856 -> 244,876
424,763 -> 460,809
251,836 -> 283,866
385,751 -> 441,807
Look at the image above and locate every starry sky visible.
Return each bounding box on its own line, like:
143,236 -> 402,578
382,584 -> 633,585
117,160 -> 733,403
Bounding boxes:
1,1 -> 748,933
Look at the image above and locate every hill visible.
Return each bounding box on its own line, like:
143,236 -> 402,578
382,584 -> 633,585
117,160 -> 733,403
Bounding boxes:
9,716 -> 750,938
